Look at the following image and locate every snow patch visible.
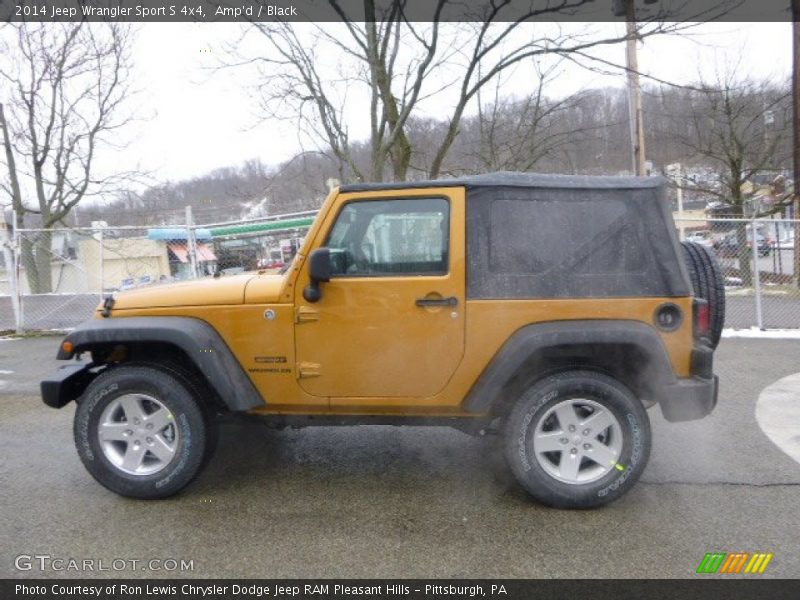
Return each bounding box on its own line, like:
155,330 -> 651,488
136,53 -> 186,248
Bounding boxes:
722,328 -> 800,339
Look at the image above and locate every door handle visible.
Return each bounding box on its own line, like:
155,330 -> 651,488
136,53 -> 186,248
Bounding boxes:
415,296 -> 458,308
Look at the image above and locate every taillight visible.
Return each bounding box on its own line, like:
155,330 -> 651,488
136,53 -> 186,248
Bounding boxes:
694,299 -> 710,339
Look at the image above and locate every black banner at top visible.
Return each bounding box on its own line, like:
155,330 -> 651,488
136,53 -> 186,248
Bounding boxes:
0,0 -> 794,23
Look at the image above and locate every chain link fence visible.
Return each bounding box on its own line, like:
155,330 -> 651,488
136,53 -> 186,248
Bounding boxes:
204,211 -> 315,276
4,225 -> 164,331
2,211 -> 799,333
0,210 -> 316,332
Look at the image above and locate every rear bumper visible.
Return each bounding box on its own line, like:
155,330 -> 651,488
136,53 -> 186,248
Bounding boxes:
41,363 -> 95,409
658,374 -> 718,422
656,342 -> 717,422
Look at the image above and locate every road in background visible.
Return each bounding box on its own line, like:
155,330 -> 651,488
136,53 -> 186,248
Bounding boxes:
757,248 -> 796,278
1,336 -> 798,578
726,295 -> 800,329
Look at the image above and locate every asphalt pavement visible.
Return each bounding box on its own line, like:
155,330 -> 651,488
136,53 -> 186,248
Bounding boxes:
0,336 -> 799,578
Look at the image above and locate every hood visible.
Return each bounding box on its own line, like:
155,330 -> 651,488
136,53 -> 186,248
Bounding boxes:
109,273 -> 258,310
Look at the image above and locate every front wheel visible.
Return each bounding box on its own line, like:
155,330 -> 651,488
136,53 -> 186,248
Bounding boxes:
73,365 -> 214,499
504,370 -> 651,509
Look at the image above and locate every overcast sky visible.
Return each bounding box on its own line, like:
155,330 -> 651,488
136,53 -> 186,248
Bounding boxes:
111,22 -> 794,184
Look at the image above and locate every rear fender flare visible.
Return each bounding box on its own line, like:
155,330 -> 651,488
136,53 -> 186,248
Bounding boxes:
462,320 -> 677,413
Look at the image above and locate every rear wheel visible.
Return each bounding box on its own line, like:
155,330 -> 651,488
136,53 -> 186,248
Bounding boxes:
681,241 -> 725,348
74,365 -> 214,499
504,370 -> 651,509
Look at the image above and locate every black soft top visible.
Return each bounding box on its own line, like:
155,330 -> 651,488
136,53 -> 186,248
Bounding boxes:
341,171 -> 689,299
339,171 -> 665,193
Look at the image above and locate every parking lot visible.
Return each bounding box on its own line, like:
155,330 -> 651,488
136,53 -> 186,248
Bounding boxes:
1,335 -> 799,578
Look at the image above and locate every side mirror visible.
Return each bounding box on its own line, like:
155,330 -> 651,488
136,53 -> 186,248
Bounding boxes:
303,248 -> 331,303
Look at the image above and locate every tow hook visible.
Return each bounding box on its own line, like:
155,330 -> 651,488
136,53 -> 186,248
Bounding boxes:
101,295 -> 115,318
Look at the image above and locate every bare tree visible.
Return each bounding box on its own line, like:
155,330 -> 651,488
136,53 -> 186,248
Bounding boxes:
226,0 -> 701,183
464,59 -> 594,173
88,151 -> 339,228
660,66 -> 792,286
0,23 -> 137,293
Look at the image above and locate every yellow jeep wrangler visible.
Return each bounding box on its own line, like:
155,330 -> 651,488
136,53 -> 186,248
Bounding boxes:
42,173 -> 723,508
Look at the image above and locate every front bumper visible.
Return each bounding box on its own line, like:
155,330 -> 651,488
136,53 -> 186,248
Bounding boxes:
41,363 -> 95,408
658,374 -> 719,422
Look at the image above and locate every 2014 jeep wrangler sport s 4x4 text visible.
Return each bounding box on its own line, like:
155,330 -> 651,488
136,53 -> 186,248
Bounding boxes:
42,173 -> 723,508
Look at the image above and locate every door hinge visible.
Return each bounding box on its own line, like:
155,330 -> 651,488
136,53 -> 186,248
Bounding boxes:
297,362 -> 321,378
295,306 -> 320,323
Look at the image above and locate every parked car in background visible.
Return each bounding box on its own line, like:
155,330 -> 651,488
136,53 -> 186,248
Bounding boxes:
685,231 -> 714,248
714,229 -> 773,257
256,258 -> 285,270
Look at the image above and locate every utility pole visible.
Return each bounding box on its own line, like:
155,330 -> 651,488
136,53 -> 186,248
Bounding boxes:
613,0 -> 648,175
185,205 -> 198,279
625,0 -> 647,176
793,0 -> 800,286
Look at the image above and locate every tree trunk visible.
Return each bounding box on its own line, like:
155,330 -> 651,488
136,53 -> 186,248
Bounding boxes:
390,141 -> 411,182
20,235 -> 39,294
429,101 -> 469,179
34,231 -> 53,293
370,145 -> 386,182
364,6 -> 385,183
21,232 -> 53,294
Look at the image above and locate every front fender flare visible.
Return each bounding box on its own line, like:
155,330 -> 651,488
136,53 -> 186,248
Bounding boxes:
58,316 -> 264,412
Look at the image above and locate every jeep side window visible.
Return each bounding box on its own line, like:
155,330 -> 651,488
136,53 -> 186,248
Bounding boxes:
325,198 -> 449,276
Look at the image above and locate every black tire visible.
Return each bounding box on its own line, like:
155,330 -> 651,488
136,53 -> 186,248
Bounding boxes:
74,365 -> 212,499
134,360 -> 220,470
504,370 -> 651,509
681,241 -> 726,348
